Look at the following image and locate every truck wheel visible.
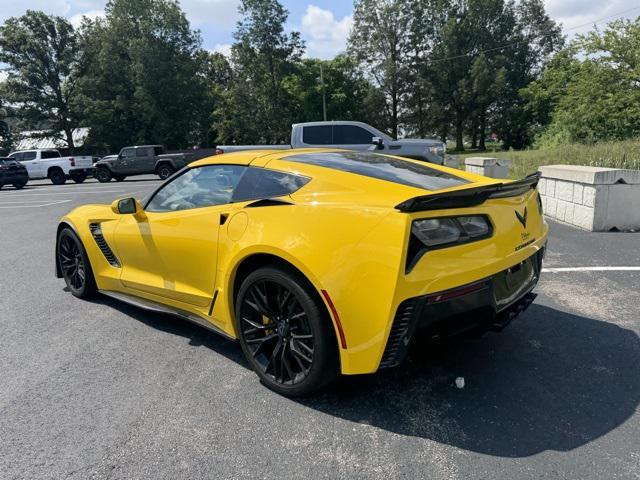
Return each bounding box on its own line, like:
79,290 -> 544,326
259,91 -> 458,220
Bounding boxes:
13,182 -> 26,189
49,168 -> 67,185
71,172 -> 87,183
157,164 -> 174,180
96,167 -> 112,183
113,175 -> 126,182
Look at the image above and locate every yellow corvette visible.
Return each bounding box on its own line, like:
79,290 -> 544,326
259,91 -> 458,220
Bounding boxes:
56,149 -> 547,396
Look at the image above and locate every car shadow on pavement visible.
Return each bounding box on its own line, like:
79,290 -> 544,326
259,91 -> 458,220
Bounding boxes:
92,294 -> 248,368
297,304 -> 640,458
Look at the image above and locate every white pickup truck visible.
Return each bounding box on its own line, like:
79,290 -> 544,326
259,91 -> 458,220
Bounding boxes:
8,149 -> 94,185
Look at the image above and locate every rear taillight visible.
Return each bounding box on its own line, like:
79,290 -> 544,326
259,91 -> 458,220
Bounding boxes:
215,148 -> 224,155
69,157 -> 75,167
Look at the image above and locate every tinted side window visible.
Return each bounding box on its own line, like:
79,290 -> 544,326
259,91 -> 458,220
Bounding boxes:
41,150 -> 61,159
136,147 -> 152,157
121,148 -> 135,159
302,126 -> 333,145
146,165 -> 246,212
154,146 -> 165,155
334,126 -> 374,145
232,168 -> 310,202
9,153 -> 22,161
22,152 -> 37,161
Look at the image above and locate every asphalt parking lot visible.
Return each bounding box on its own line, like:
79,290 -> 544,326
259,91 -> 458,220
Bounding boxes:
1,177 -> 639,479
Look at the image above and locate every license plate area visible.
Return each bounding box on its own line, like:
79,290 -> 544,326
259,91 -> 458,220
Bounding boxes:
493,258 -> 536,311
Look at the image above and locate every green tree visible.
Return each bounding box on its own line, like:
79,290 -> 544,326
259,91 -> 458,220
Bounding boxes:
76,0 -> 209,150
286,56 -> 387,128
349,0 -> 412,138
216,0 -> 303,144
0,11 -> 81,149
523,18 -> 640,144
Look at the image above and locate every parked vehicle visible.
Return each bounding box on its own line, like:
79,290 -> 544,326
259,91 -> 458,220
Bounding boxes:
215,121 -> 447,164
0,157 -> 29,189
94,145 -> 195,182
56,148 -> 546,396
8,149 -> 93,185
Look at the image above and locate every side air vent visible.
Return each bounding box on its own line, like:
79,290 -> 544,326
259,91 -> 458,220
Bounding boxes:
89,223 -> 121,268
379,299 -> 417,368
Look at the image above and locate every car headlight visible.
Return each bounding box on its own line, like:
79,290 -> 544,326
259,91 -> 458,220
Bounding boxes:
428,144 -> 446,157
412,215 -> 491,248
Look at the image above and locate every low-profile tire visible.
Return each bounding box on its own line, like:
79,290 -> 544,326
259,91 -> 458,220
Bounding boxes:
57,228 -> 97,299
156,164 -> 174,180
71,172 -> 87,183
95,166 -> 112,183
235,266 -> 339,397
49,168 -> 67,185
13,182 -> 26,189
113,174 -> 126,182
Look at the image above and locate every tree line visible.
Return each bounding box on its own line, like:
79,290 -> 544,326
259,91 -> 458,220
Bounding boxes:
0,0 -> 638,155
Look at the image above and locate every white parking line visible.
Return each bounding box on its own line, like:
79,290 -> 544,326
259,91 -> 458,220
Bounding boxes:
0,200 -> 72,208
542,267 -> 640,273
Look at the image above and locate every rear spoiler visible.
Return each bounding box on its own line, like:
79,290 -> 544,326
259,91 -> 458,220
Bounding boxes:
395,172 -> 540,212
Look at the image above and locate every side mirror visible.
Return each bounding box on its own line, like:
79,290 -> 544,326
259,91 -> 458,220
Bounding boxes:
111,197 -> 140,215
372,137 -> 384,150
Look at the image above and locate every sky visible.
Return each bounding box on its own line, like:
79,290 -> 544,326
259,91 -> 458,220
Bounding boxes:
0,0 -> 639,60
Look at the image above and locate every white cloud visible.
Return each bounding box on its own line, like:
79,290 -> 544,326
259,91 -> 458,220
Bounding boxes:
300,5 -> 352,60
69,9 -> 104,28
211,43 -> 232,57
544,0 -> 640,37
179,0 -> 240,27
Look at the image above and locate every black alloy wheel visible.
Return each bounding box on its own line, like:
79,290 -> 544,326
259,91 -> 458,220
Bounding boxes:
157,164 -> 174,180
236,266 -> 338,396
49,168 -> 67,185
57,228 -> 96,298
96,167 -> 112,183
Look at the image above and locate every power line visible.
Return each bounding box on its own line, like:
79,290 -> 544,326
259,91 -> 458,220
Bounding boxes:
428,5 -> 640,64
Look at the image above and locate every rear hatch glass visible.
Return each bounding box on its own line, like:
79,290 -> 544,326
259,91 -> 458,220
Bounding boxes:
285,151 -> 468,191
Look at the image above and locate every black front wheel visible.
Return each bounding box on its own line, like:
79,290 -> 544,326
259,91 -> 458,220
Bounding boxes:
236,266 -> 338,396
57,228 -> 97,299
96,167 -> 112,183
113,175 -> 126,182
71,172 -> 87,183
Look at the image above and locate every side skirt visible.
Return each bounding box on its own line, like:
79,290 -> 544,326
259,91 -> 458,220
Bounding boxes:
99,290 -> 236,341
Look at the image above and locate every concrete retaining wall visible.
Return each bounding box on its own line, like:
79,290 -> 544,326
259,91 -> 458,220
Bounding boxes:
538,165 -> 640,231
464,157 -> 511,179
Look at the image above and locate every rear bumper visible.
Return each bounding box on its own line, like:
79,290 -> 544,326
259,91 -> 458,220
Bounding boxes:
0,172 -> 29,184
379,247 -> 544,368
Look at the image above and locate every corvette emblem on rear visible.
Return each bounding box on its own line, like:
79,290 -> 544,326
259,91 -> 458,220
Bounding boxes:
515,207 -> 528,228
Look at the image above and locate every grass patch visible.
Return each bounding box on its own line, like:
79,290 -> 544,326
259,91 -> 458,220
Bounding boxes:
453,139 -> 640,178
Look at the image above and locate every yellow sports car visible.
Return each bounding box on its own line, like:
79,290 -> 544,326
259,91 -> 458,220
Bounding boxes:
56,149 -> 547,396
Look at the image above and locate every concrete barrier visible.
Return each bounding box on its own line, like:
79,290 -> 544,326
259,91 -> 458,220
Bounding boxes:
464,157 -> 511,179
538,165 -> 640,231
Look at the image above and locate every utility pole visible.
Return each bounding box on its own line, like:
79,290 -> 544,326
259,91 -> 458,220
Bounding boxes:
320,63 -> 327,121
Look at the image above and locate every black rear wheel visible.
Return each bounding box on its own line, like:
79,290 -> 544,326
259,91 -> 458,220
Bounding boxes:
71,172 -> 87,183
13,182 -> 26,189
113,175 -> 126,182
157,164 -> 174,180
236,266 -> 338,396
49,168 -> 66,185
57,228 -> 97,299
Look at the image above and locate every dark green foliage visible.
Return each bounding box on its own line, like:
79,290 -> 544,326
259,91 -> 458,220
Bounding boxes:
75,0 -> 210,150
0,11 -> 81,149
